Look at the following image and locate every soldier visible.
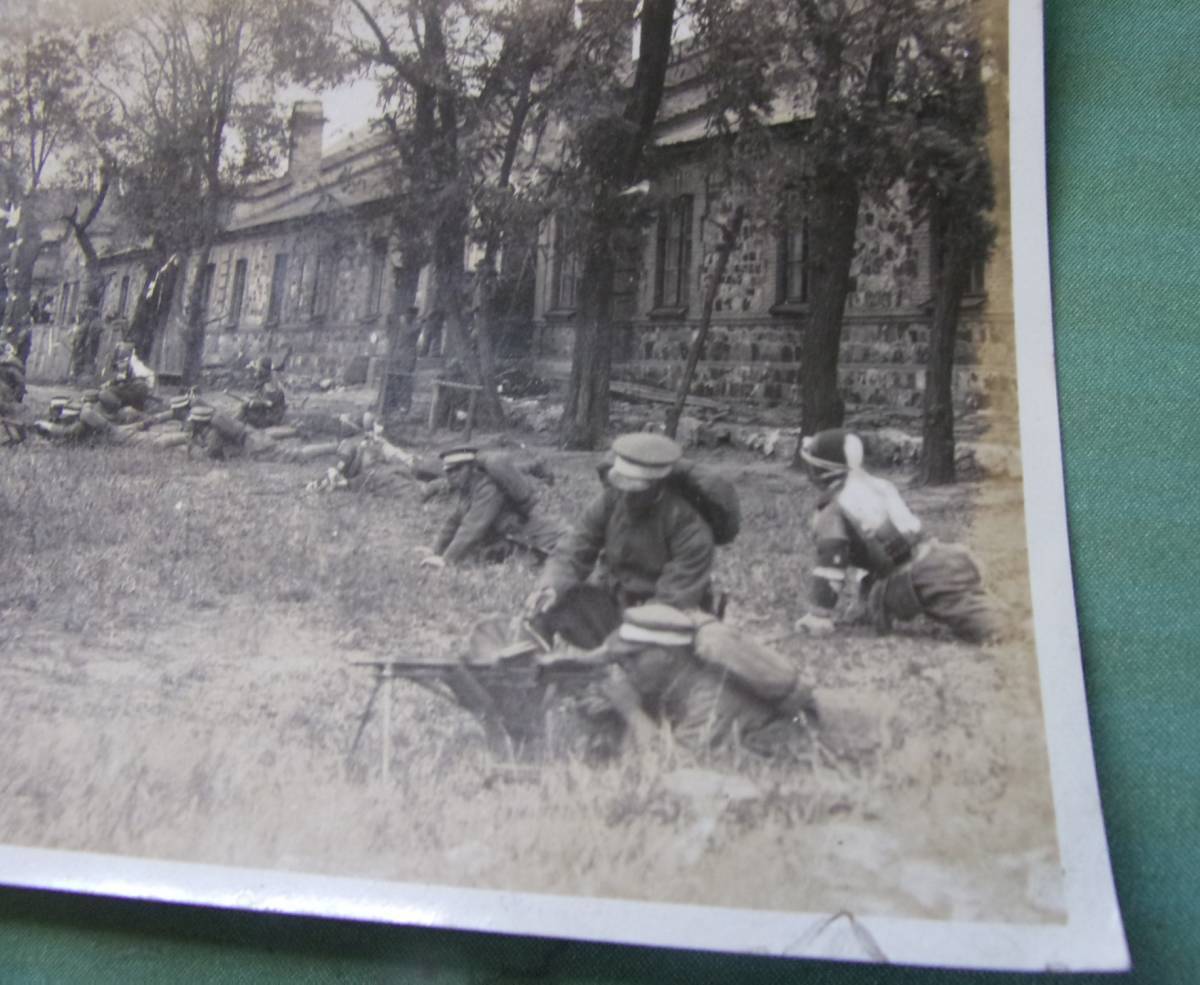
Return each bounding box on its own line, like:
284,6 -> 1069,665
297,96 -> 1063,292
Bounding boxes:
188,402 -> 335,464
794,428 -> 1007,644
32,400 -> 89,443
98,341 -> 156,415
552,603 -> 817,760
74,394 -> 193,450
234,356 -> 287,429
0,341 -> 26,410
419,445 -> 563,569
524,433 -> 718,638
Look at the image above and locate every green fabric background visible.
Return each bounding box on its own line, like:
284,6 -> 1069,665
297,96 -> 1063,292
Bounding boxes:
2,1 -> 1197,981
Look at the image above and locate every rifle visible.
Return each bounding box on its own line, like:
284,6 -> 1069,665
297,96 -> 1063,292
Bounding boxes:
347,636 -> 612,773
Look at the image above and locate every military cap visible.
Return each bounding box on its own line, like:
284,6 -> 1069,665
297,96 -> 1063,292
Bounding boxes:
618,603 -> 696,647
80,389 -> 101,405
799,429 -> 864,474
60,401 -> 81,421
608,432 -> 681,491
439,445 -> 478,469
49,396 -> 69,413
188,404 -> 215,424
169,394 -> 192,413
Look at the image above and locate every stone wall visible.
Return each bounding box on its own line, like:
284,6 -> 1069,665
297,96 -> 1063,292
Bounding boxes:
535,308 -> 1016,414
532,148 -> 1013,416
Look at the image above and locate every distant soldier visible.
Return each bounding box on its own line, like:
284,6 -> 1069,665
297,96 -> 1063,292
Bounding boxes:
234,356 -> 286,429
794,428 -> 1007,644
73,394 -> 193,450
316,412 -> 423,495
32,400 -> 90,443
99,341 -> 156,415
525,434 -> 729,641
0,341 -> 26,410
551,603 -> 817,760
69,285 -> 105,380
187,402 -> 334,464
4,319 -> 32,369
419,445 -> 563,569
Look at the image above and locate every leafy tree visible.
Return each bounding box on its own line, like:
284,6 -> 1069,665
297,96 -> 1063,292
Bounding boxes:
103,0 -> 346,375
903,18 -> 995,484
0,20 -> 96,330
345,0 -> 571,425
549,0 -> 676,449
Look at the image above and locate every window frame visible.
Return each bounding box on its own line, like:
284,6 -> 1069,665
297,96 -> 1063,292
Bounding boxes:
266,253 -> 288,324
653,194 -> 693,314
548,215 -> 579,314
228,258 -> 248,327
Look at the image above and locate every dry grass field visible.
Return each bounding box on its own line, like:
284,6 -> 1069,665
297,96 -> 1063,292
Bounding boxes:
0,414 -> 1064,924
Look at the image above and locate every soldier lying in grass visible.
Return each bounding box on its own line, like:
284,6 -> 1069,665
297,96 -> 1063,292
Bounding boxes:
186,404 -> 336,464
542,603 -> 818,762
794,428 -> 1007,644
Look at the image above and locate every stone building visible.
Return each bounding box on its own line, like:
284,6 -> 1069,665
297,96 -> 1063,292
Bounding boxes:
24,102 -> 423,387
532,44 -> 1014,417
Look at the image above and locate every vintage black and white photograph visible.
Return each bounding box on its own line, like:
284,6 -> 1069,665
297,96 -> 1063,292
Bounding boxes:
0,0 -> 1124,971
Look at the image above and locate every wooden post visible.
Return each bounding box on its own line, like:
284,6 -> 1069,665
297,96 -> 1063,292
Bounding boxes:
428,381 -> 442,431
381,668 -> 393,782
465,390 -> 478,441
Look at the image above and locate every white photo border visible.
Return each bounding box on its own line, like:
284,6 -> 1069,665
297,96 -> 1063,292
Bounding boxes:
0,0 -> 1128,971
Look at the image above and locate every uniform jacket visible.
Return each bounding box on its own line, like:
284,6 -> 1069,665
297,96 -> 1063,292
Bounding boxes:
809,470 -> 922,610
435,464 -> 558,562
540,486 -> 715,609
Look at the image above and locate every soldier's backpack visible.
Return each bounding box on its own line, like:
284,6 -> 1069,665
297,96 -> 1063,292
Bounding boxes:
691,616 -> 800,704
595,457 -> 741,545
476,449 -> 538,516
667,460 -> 741,546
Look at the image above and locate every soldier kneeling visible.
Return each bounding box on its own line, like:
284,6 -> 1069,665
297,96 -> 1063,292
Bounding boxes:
795,428 -> 1007,644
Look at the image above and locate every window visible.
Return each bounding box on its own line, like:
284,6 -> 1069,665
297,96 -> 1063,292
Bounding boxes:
228,259 -> 248,326
655,194 -> 693,310
777,190 -> 809,305
117,275 -> 131,316
549,216 -> 578,311
267,253 -> 288,323
197,262 -> 215,317
309,254 -> 329,316
366,239 -> 387,316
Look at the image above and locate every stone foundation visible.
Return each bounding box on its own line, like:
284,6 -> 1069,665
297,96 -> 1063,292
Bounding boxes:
534,309 -> 1016,414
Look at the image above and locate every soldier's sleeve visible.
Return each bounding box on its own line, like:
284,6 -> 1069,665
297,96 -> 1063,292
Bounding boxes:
653,502 -> 716,609
539,491 -> 611,593
810,503 -> 852,613
440,476 -> 507,563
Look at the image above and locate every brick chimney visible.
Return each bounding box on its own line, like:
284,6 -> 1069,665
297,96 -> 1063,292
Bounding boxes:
287,100 -> 325,187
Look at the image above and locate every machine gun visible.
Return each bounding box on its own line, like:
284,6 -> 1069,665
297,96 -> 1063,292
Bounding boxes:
348,631 -> 614,776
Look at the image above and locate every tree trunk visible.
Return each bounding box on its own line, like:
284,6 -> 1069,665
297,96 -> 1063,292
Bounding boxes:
793,166 -> 860,451
472,252 -> 506,425
181,240 -> 215,385
918,220 -> 972,485
560,0 -> 676,450
67,177 -> 111,380
561,241 -> 615,449
666,204 -> 744,439
2,202 -> 41,331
